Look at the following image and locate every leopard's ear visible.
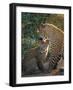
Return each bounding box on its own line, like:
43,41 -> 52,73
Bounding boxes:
37,29 -> 39,33
40,23 -> 45,28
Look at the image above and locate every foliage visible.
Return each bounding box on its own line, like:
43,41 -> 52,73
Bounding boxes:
21,13 -> 50,58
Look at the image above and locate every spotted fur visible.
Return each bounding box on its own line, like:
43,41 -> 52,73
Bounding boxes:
37,23 -> 64,72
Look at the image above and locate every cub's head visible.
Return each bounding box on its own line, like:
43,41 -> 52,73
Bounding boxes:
38,36 -> 50,58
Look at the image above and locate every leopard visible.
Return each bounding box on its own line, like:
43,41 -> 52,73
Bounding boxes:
22,38 -> 50,76
37,23 -> 64,73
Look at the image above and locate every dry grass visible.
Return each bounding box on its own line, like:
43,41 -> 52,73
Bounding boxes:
46,14 -> 64,31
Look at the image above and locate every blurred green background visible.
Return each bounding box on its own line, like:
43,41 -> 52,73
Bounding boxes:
21,13 -> 64,59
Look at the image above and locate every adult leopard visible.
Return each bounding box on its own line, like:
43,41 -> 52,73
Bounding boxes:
37,23 -> 64,73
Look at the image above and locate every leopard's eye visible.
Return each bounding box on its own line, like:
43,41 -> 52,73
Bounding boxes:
39,37 -> 43,41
